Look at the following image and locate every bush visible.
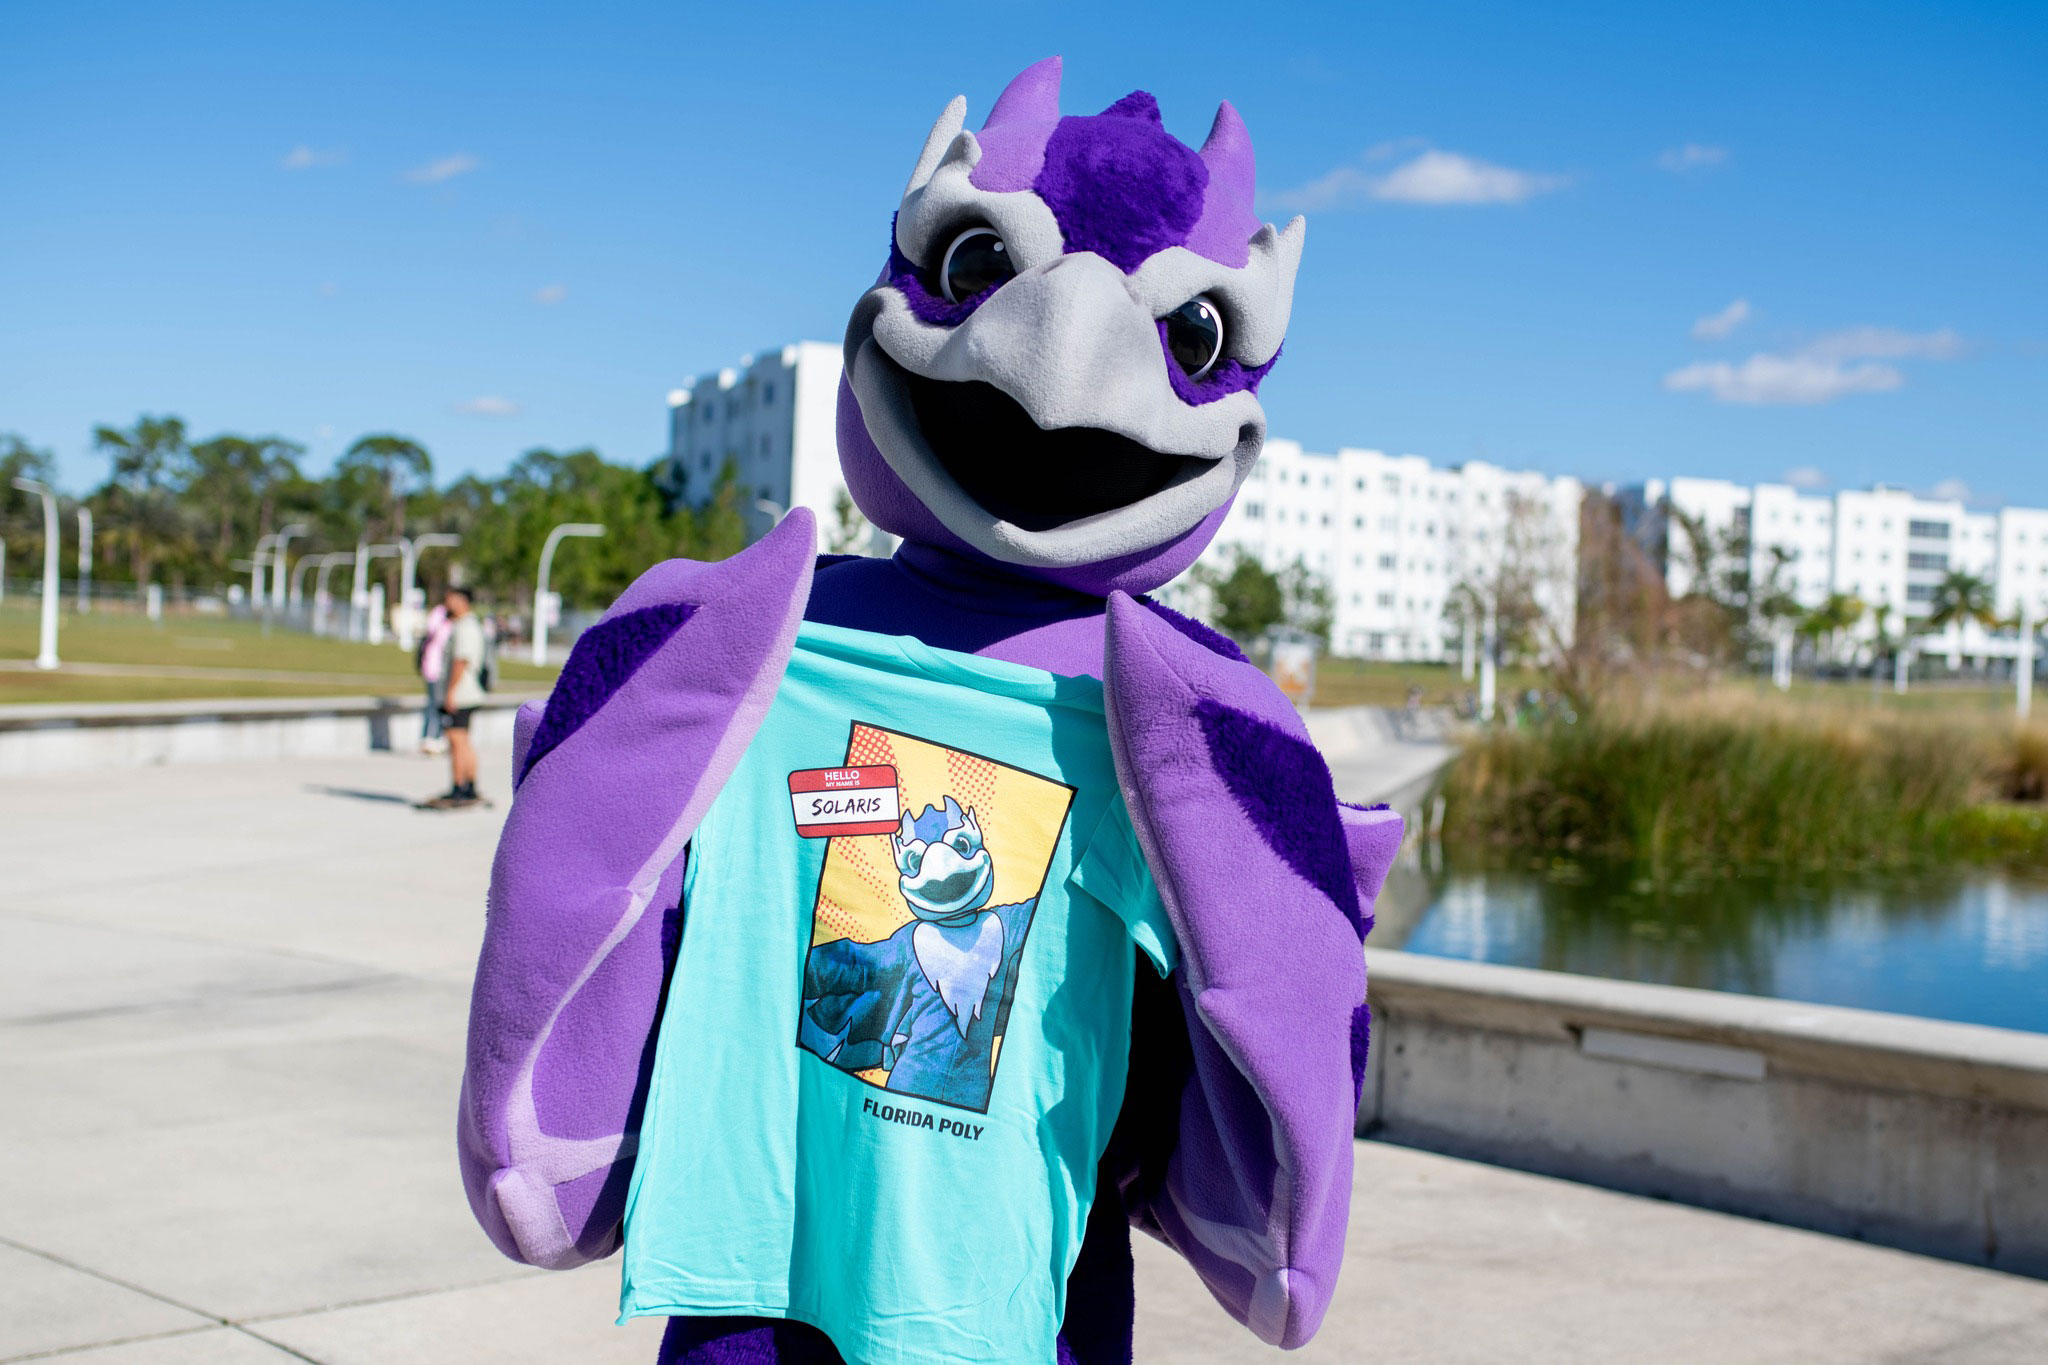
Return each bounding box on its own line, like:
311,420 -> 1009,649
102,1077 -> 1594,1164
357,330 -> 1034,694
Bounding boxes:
1442,699 -> 2046,872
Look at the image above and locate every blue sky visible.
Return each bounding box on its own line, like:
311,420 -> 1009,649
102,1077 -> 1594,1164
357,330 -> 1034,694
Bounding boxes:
3,2 -> 2043,505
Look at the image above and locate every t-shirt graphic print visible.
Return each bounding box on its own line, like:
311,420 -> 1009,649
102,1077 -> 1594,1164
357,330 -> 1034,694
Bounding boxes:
619,621 -> 1176,1365
797,724 -> 1074,1114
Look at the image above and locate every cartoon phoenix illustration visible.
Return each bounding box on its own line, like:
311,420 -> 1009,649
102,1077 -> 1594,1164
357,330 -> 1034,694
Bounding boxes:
799,796 -> 1031,1110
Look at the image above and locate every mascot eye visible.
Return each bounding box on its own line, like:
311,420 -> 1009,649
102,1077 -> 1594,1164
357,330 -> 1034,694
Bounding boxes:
951,835 -> 973,855
1164,296 -> 1226,381
939,227 -> 1015,304
902,849 -> 923,876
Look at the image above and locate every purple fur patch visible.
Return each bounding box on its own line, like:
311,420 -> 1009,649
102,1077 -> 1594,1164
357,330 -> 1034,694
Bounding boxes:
1099,90 -> 1163,124
1034,101 -> 1207,272
1193,698 -> 1364,933
1135,597 -> 1247,662
1350,998 -> 1372,1109
886,217 -> 1002,327
1160,329 -> 1279,406
519,601 -> 696,782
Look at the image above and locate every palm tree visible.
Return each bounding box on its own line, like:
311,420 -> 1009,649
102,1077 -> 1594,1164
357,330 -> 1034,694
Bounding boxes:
92,415 -> 190,586
1797,592 -> 1864,669
1921,570 -> 1998,635
335,434 -> 432,542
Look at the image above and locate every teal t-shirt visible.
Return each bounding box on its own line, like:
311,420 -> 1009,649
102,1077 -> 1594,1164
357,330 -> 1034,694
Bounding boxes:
620,622 -> 1175,1364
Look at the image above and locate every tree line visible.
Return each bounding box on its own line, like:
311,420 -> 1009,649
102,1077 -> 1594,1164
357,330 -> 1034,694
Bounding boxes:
1,418 -> 749,610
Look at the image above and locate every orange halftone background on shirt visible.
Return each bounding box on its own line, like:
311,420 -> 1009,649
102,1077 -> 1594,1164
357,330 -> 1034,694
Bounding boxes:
809,723 -> 1072,952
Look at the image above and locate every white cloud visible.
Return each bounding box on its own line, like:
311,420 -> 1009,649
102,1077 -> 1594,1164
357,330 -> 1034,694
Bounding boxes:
454,396 -> 520,417
1784,466 -> 1829,490
405,153 -> 480,185
1929,478 -> 1972,504
282,145 -> 343,170
1663,355 -> 1904,405
1801,326 -> 1963,363
1370,150 -> 1567,205
1266,147 -> 1566,211
1691,298 -> 1751,340
1664,324 -> 1963,405
533,283 -> 568,305
1658,143 -> 1728,172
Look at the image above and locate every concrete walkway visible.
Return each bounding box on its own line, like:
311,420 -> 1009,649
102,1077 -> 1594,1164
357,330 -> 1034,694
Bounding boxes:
3,755 -> 2044,1363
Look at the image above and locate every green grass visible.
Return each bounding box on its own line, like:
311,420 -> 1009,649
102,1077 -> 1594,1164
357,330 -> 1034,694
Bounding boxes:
1442,694 -> 2048,872
0,601 -> 555,705
1308,657 -> 1546,709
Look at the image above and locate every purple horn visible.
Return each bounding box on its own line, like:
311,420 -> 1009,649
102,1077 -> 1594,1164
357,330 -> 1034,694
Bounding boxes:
1199,99 -> 1257,206
983,55 -> 1062,129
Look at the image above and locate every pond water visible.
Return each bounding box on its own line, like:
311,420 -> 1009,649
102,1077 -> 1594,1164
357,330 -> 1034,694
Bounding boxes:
1382,856 -> 2048,1034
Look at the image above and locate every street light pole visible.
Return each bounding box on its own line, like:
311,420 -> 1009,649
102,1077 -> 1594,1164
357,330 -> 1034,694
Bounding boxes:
290,552 -> 323,615
12,478 -> 60,670
532,522 -> 605,665
355,543 -> 403,644
76,507 -> 92,614
396,532 -> 462,650
250,533 -> 280,614
1478,595 -> 1498,722
313,551 -> 354,636
2021,599 -> 2036,722
271,522 -> 309,611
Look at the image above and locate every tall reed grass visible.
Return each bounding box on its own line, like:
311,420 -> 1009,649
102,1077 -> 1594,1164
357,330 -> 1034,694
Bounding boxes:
1443,697 -> 2048,871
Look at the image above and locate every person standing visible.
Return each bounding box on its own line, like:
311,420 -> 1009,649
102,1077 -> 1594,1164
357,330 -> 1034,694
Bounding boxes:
417,599 -> 453,755
424,586 -> 488,808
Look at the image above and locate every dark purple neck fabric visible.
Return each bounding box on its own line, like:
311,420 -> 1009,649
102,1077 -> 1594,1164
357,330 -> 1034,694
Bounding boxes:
805,543 -> 1111,679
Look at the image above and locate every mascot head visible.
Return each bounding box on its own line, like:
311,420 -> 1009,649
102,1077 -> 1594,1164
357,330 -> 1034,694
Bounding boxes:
891,796 -> 995,923
840,56 -> 1304,597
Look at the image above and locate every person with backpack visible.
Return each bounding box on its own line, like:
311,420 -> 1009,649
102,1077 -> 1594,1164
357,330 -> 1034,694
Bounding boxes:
423,585 -> 489,809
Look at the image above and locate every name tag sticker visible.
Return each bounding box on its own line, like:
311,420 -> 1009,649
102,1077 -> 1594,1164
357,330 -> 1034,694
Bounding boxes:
788,765 -> 901,838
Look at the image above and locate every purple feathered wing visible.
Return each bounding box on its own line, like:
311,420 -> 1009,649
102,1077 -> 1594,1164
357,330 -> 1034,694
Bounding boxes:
1102,591 -> 1400,1348
458,510 -> 817,1268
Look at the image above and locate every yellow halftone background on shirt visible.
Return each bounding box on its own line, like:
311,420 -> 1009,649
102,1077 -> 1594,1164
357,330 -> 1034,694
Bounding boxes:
809,723 -> 1073,952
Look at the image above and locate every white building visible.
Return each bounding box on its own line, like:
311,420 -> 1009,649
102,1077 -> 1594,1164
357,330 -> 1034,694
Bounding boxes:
1624,477 -> 2048,668
1183,441 -> 1583,661
662,342 -> 857,544
664,345 -> 1585,662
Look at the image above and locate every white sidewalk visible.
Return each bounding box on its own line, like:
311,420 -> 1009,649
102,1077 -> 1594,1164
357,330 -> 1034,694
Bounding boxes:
2,755 -> 2044,1363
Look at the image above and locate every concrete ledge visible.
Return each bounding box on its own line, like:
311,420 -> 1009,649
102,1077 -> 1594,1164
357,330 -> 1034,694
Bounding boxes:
0,694 -> 538,774
1359,948 -> 2048,1276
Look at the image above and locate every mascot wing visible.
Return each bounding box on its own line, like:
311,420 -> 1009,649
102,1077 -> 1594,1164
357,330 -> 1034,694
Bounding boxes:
1102,592 -> 1400,1348
458,510 -> 817,1268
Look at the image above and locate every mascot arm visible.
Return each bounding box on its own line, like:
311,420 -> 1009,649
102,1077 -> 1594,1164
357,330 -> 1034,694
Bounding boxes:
458,511 -> 817,1269
1101,593 -> 1400,1349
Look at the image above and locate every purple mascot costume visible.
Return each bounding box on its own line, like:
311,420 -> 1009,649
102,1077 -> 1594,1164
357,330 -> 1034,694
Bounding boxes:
459,56 -> 1402,1363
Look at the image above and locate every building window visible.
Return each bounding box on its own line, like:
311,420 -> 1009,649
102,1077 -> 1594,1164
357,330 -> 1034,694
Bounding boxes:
1909,520 -> 1951,540
1321,514 -> 1332,527
1376,593 -> 1393,608
1379,554 -> 1396,569
1384,476 -> 1401,494
762,382 -> 775,404
1907,552 -> 1948,571
1245,502 -> 1263,519
1907,583 -> 1936,602
1369,632 -> 1386,652
1354,478 -> 1365,491
1353,516 -> 1364,529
